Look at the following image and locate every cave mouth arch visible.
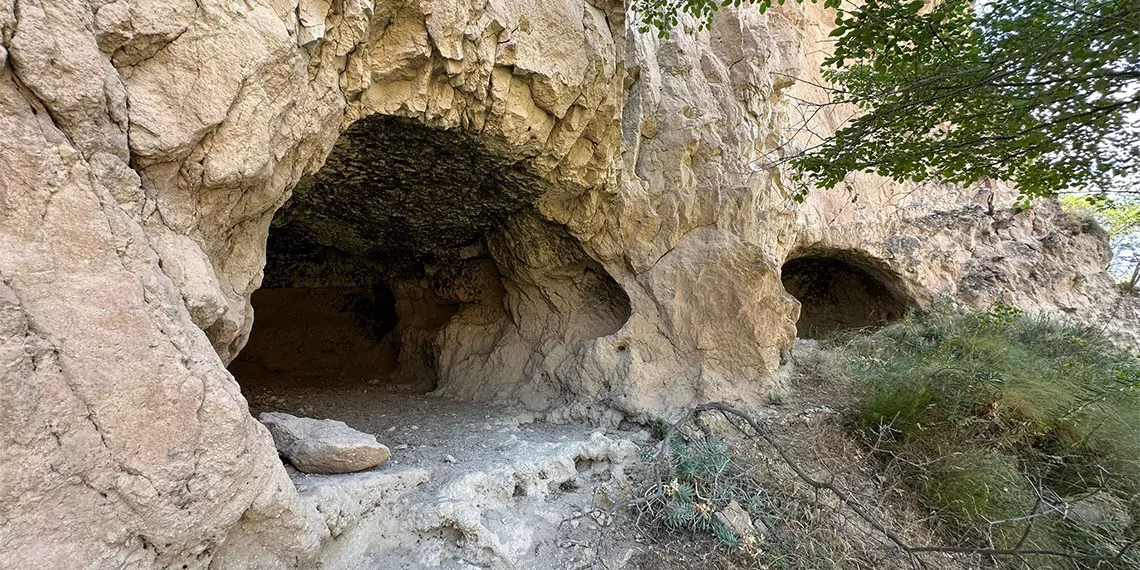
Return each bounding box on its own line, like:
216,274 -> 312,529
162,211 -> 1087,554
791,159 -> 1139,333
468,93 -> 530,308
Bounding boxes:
781,251 -> 913,338
226,115 -> 631,419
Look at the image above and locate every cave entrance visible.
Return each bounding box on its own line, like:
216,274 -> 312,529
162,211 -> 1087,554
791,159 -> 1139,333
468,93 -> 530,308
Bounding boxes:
227,115 -> 546,417
781,252 -> 913,338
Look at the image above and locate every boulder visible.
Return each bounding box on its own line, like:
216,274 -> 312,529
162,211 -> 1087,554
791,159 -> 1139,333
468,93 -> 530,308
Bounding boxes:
260,413 -> 391,474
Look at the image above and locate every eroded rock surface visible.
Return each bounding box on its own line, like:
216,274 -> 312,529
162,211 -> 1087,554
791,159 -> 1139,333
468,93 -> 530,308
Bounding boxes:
260,413 -> 391,474
0,0 -> 1136,569
290,400 -> 643,570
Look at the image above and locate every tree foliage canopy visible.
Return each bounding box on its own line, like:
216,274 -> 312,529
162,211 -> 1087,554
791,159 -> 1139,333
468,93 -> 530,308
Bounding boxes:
632,0 -> 1140,200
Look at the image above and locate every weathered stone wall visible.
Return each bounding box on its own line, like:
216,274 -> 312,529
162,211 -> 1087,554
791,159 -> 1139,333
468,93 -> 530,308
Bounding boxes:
1,1 -> 1135,568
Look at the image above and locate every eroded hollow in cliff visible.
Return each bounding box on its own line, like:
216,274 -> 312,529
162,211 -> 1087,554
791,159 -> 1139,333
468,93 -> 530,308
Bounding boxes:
781,252 -> 913,338
228,115 -> 630,417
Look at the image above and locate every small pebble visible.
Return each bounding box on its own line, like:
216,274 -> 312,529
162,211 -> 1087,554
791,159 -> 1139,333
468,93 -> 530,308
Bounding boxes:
443,454 -> 457,463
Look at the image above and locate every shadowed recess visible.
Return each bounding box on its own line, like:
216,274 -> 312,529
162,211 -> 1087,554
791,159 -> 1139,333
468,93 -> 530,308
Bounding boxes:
228,115 -> 629,409
782,252 -> 913,338
266,114 -> 547,275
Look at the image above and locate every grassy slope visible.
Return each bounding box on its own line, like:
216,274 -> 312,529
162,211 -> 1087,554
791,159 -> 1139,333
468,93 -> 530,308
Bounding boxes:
848,307 -> 1140,566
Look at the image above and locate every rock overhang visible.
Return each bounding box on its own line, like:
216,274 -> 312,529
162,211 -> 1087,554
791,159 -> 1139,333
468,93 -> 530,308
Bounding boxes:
271,114 -> 548,270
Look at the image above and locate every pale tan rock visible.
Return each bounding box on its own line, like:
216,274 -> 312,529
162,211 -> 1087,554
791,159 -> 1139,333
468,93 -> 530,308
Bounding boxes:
260,413 -> 391,474
716,500 -> 759,539
0,0 -> 1135,568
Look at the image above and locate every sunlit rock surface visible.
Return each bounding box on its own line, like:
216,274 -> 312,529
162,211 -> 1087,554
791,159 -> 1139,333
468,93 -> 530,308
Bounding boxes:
0,0 -> 1135,568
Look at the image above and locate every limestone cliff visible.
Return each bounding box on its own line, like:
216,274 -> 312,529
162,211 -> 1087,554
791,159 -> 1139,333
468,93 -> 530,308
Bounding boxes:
0,0 -> 1134,568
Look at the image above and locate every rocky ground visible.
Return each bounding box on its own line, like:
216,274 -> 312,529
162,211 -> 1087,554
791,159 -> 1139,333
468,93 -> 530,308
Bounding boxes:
236,340 -> 989,570
243,379 -> 650,569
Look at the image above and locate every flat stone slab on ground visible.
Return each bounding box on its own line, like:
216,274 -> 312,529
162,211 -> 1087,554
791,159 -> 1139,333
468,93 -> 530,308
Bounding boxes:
260,412 -> 391,474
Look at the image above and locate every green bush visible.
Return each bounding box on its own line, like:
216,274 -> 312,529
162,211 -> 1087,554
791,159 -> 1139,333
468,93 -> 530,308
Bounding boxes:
636,433 -> 765,546
848,306 -> 1140,566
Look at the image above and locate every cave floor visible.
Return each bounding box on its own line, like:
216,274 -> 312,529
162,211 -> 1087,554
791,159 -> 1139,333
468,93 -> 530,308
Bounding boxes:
233,351 -> 976,570
242,376 -> 610,471
240,376 -> 648,569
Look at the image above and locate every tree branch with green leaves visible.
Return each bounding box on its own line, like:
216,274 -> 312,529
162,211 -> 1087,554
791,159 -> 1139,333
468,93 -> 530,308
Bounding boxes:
632,0 -> 1140,202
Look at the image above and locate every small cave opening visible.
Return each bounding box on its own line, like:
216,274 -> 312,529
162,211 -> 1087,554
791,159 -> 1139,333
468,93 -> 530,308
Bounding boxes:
227,115 -> 630,424
781,252 -> 913,338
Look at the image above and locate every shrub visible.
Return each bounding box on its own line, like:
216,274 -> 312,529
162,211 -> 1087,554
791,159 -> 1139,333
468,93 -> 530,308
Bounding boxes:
847,306 -> 1140,567
635,432 -> 765,546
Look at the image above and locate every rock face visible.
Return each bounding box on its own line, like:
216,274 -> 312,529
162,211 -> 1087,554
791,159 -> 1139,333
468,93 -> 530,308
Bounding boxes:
260,413 -> 391,474
0,0 -> 1135,569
